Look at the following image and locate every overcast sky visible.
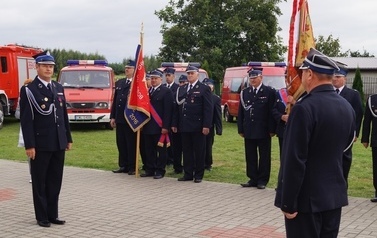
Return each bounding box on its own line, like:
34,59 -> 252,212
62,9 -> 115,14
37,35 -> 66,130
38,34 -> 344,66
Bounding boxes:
1,0 -> 376,63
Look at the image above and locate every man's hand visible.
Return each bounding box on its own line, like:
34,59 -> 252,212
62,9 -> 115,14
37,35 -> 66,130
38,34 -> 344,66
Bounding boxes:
362,142 -> 369,148
110,119 -> 116,128
202,127 -> 209,135
66,143 -> 72,151
239,133 -> 244,138
26,148 -> 36,160
283,211 -> 298,219
171,127 -> 177,133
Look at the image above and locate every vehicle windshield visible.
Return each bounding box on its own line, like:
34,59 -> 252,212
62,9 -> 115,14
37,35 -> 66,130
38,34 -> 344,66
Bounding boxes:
244,74 -> 286,90
58,71 -> 111,88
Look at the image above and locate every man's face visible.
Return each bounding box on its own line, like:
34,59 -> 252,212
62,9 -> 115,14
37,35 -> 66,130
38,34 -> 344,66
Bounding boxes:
187,71 -> 199,84
36,64 -> 54,81
165,73 -> 175,84
151,76 -> 162,87
332,75 -> 346,88
125,66 -> 135,78
249,75 -> 262,88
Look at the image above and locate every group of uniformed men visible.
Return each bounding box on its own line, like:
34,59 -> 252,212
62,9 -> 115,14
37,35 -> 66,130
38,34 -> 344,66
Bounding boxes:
111,60 -> 222,183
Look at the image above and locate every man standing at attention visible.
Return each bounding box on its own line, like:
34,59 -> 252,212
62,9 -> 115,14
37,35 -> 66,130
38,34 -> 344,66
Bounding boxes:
238,68 -> 276,189
110,60 -> 137,175
202,78 -> 222,171
140,69 -> 173,179
275,48 -> 356,237
332,63 -> 363,183
361,94 -> 377,202
20,53 -> 72,227
172,65 -> 213,183
163,67 -> 179,167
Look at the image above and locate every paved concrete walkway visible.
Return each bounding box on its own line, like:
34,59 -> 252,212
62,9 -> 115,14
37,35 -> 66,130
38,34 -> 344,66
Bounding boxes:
1,159 -> 377,238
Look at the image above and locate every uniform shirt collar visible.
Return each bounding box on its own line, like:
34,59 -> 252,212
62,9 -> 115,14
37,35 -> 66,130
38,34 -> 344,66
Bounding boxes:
37,77 -> 51,87
334,85 -> 345,93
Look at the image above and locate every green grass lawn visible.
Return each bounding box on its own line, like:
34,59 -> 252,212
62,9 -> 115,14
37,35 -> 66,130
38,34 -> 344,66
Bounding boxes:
1,116 -> 374,198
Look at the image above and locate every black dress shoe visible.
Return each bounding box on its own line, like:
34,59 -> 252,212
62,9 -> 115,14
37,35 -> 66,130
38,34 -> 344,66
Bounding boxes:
257,184 -> 266,189
194,178 -> 202,183
128,170 -> 135,175
37,220 -> 51,227
49,218 -> 66,225
112,167 -> 127,173
371,197 -> 377,203
240,182 -> 257,187
154,174 -> 163,179
140,173 -> 154,177
178,177 -> 192,181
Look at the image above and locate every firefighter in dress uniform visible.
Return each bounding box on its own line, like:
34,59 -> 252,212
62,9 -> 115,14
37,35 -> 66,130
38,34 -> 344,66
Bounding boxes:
332,63 -> 364,184
172,65 -> 213,183
275,48 -> 356,237
362,94 -> 377,202
238,68 -> 276,189
140,69 -> 174,179
202,78 -> 222,171
20,53 -> 72,227
110,60 -> 137,175
163,67 -> 180,169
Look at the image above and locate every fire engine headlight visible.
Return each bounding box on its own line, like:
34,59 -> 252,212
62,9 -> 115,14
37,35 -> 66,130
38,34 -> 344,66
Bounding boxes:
66,102 -> 72,109
95,102 -> 109,108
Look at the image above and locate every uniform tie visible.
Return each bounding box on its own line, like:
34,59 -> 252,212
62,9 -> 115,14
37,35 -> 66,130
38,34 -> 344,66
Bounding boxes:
167,84 -> 171,89
47,83 -> 53,92
335,88 -> 340,94
253,88 -> 257,96
150,87 -> 155,95
188,84 -> 193,92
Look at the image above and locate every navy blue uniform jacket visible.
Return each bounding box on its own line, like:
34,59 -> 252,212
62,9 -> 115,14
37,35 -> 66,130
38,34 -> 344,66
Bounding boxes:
237,84 -> 276,139
143,86 -> 173,134
340,86 -> 363,137
362,94 -> 377,147
275,84 -> 356,213
110,78 -> 131,124
272,89 -> 287,138
20,77 -> 72,151
212,94 -> 222,135
172,81 -> 213,132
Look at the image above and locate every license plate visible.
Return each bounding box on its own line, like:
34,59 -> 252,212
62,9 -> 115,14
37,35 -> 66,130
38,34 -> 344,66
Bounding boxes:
75,115 -> 92,120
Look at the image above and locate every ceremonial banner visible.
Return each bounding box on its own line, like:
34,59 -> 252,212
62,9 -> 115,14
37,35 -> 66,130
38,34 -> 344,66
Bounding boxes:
125,44 -> 150,132
286,0 -> 315,100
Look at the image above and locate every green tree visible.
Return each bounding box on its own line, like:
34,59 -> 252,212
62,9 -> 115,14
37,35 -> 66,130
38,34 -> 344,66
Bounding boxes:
155,0 -> 286,83
349,50 -> 375,57
352,67 -> 365,107
315,35 -> 348,57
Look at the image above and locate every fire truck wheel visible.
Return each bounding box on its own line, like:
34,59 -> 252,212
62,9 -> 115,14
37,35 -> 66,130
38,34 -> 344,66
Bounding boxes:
0,103 -> 4,129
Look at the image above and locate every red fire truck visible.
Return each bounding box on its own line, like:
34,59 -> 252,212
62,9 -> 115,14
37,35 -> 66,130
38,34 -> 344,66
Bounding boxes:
0,44 -> 43,129
56,60 -> 115,129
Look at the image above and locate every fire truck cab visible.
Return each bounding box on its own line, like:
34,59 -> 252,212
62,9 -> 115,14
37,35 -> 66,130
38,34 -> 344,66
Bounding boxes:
159,62 -> 209,83
221,62 -> 286,122
57,60 -> 115,129
0,44 -> 43,129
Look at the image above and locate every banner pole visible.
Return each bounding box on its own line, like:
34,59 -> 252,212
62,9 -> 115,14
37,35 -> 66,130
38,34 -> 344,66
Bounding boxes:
134,22 -> 144,177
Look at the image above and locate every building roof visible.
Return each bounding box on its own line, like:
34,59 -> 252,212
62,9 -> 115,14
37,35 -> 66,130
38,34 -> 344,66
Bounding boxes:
331,57 -> 377,70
